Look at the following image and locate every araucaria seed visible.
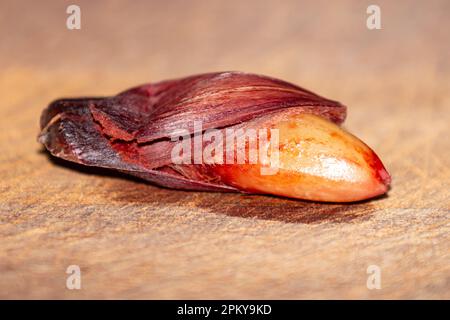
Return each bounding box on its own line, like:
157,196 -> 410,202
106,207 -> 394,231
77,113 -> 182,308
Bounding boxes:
38,71 -> 391,202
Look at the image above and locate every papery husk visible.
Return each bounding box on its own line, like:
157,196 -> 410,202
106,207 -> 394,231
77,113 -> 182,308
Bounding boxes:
39,71 -> 349,192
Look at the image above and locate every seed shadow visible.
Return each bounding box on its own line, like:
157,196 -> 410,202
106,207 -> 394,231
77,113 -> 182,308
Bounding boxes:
191,193 -> 381,224
42,150 -> 382,224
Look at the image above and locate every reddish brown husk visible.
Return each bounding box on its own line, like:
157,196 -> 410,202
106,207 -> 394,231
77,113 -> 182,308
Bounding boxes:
38,71 -> 390,202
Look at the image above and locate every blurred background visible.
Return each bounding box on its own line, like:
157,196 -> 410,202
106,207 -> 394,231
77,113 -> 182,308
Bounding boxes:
0,0 -> 449,299
3,0 -> 449,96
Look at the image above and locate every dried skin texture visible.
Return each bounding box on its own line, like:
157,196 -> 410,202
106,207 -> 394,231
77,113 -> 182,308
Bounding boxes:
38,71 -> 390,202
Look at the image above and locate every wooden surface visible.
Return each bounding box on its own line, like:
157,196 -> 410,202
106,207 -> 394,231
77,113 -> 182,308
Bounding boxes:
0,0 -> 449,299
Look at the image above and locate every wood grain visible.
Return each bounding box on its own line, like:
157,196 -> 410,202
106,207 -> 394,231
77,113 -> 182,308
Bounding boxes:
0,0 -> 448,299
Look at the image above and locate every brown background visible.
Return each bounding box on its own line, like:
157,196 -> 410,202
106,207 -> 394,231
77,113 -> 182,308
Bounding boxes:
0,0 -> 449,299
